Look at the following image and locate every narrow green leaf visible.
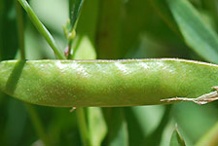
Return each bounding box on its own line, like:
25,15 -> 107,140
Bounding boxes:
170,127 -> 186,146
70,0 -> 98,59
167,0 -> 218,63
65,0 -> 85,58
69,0 -> 84,29
1,59 -> 218,107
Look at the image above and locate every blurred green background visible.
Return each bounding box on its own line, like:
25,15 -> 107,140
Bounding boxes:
1,0 -> 218,145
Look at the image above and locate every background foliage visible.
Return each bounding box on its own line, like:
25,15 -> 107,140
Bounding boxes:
1,0 -> 218,145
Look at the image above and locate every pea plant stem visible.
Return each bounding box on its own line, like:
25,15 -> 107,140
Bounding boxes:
18,0 -> 66,59
68,0 -> 92,145
16,1 -> 26,60
76,108 -> 91,146
25,104 -> 50,146
16,1 -> 50,145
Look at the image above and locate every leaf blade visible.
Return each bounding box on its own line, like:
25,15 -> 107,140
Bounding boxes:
170,126 -> 186,146
167,0 -> 218,63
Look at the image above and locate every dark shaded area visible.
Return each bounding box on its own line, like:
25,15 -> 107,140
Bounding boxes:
145,105 -> 172,146
5,60 -> 25,95
102,107 -> 128,145
0,0 -> 18,60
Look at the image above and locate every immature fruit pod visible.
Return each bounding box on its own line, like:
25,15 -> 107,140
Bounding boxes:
0,59 -> 218,107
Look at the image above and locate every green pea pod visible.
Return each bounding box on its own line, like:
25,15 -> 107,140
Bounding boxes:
0,58 -> 218,107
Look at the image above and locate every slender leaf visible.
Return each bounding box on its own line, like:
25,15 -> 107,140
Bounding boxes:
170,126 -> 186,146
172,102 -> 218,145
71,0 -> 98,59
69,0 -> 84,29
167,0 -> 218,63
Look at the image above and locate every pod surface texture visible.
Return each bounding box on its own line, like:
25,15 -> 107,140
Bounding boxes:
0,59 -> 218,107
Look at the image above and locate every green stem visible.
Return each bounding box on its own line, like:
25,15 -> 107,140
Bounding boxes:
16,1 -> 25,60
67,0 -> 84,58
16,2 -> 49,145
68,1 -> 90,144
69,0 -> 99,144
67,40 -> 73,59
76,108 -> 90,146
18,0 -> 65,59
25,104 -> 50,146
